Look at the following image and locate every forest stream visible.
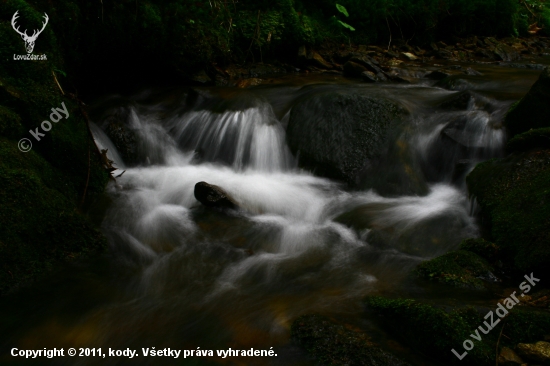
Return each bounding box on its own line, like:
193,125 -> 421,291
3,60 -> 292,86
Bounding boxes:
1,60 -> 548,366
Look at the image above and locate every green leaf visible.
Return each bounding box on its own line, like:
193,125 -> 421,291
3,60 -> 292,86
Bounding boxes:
53,68 -> 67,77
337,19 -> 355,31
336,4 -> 349,17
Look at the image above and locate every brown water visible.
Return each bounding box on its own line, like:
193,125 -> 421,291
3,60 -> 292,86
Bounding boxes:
0,61 -> 546,366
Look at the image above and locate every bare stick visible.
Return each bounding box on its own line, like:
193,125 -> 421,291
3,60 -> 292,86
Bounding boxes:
496,322 -> 506,366
52,71 -> 65,95
386,17 -> 392,51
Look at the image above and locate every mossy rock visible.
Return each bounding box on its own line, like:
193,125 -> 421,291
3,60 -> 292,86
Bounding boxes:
0,105 -> 24,139
467,149 -> 550,280
365,296 -> 550,366
505,67 -> 550,138
506,128 -> 550,153
365,297 -> 495,365
416,250 -> 497,289
287,91 -> 407,186
0,1 -> 109,293
0,140 -> 107,293
459,238 -> 500,262
291,314 -> 411,366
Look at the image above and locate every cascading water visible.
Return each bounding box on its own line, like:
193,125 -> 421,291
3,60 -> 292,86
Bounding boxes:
3,66 -> 540,366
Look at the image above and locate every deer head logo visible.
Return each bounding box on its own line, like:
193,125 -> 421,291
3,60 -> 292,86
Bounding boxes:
11,11 -> 49,54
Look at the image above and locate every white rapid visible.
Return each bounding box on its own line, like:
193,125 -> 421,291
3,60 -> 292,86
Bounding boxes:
83,78 -> 518,359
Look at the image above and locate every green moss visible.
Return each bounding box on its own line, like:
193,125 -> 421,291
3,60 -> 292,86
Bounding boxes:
416,250 -> 496,289
291,314 -> 411,366
504,67 -> 550,137
0,105 -> 24,139
459,238 -> 500,262
0,1 -> 109,293
506,128 -> 550,153
467,150 -> 550,280
365,296 -> 550,366
0,140 -> 107,293
365,297 -> 495,365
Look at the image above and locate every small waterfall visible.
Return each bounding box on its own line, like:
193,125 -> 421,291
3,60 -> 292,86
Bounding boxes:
168,102 -> 294,172
414,91 -> 509,185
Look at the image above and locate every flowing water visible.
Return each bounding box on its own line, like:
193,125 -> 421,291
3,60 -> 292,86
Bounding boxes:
1,62 -> 545,365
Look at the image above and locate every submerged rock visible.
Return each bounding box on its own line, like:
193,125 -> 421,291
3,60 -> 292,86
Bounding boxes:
287,91 -> 407,185
505,67 -> 550,137
291,314 -> 411,366
194,181 -> 238,210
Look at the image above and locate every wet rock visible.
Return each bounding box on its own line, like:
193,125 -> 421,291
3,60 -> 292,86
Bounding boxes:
191,69 -> 213,85
425,70 -> 450,80
465,67 -> 483,76
516,341 -> 550,365
361,71 -> 378,83
437,49 -> 454,59
467,149 -> 550,280
298,47 -> 333,69
476,49 -> 497,60
506,63 -> 546,70
497,347 -> 524,365
236,78 -> 263,88
349,55 -> 384,74
437,90 -> 476,110
291,314 -> 412,366
401,52 -> 418,61
506,128 -> 550,153
343,61 -> 368,77
416,250 -> 499,289
194,181 -> 238,210
102,110 -> 138,165
505,67 -> 550,137
459,238 -> 500,262
309,51 -> 332,69
484,37 -> 498,47
494,44 -> 520,62
365,297 -> 496,365
287,91 -> 407,185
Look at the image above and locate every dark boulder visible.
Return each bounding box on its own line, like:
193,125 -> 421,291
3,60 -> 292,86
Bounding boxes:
505,67 -> 550,137
287,91 -> 407,185
291,314 -> 412,366
194,181 -> 238,210
467,149 -> 550,280
425,70 -> 451,80
494,43 -> 520,62
100,107 -> 139,165
506,128 -> 550,153
416,249 -> 499,289
343,61 -> 368,77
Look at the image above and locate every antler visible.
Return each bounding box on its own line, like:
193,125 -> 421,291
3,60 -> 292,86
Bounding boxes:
28,13 -> 49,40
11,11 -> 28,37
